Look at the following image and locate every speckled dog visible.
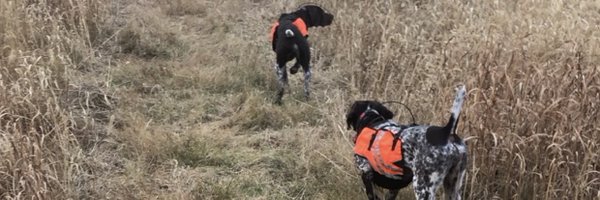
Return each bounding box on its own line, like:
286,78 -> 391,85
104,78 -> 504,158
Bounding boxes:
346,85 -> 468,200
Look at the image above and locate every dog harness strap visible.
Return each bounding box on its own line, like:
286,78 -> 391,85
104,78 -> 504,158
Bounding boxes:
367,131 -> 377,151
372,133 -> 404,175
391,126 -> 406,151
391,137 -> 400,151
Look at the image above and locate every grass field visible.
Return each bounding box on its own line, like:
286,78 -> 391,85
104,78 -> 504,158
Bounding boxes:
1,0 -> 599,199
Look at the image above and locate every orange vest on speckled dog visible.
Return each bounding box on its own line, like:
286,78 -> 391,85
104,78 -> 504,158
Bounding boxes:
354,127 -> 405,176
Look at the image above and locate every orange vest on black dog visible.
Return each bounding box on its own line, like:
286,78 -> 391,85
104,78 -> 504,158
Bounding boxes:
354,126 -> 405,176
269,18 -> 309,42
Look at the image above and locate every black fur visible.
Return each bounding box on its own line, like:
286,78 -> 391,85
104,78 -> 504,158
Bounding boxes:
425,115 -> 455,146
346,100 -> 394,132
292,4 -> 334,27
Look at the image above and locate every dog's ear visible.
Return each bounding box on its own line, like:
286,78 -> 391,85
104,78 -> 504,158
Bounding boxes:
346,101 -> 369,130
293,4 -> 334,27
368,101 -> 395,120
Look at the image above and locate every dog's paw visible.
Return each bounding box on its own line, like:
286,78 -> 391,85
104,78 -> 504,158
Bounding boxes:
290,65 -> 300,74
274,97 -> 283,105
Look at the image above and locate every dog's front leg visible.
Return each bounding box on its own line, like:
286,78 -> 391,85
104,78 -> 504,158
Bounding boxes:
361,171 -> 377,200
413,173 -> 441,200
385,189 -> 399,200
413,180 -> 435,200
356,155 -> 377,200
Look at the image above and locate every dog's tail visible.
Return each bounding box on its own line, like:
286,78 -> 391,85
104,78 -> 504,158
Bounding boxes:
284,29 -> 295,38
447,84 -> 466,135
425,84 -> 467,145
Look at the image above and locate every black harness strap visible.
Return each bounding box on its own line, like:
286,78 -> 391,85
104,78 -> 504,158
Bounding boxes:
391,125 -> 409,151
391,137 -> 400,151
367,130 -> 378,151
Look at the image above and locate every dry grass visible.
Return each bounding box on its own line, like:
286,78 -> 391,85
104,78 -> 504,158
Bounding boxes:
1,0 -> 599,199
0,0 -> 114,199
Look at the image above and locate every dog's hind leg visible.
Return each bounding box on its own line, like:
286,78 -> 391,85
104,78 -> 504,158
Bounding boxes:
290,44 -> 301,74
443,154 -> 467,200
293,36 -> 311,100
303,69 -> 311,100
443,169 -> 465,200
298,50 -> 311,100
275,63 -> 288,104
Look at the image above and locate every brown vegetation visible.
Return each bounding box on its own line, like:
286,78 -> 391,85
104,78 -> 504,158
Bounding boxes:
1,0 -> 598,199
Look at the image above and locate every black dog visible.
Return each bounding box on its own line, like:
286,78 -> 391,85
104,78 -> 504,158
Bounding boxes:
346,85 -> 468,200
269,4 -> 333,104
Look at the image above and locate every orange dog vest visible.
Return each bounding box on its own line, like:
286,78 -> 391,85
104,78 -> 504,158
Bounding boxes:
354,127 -> 404,176
269,18 -> 309,42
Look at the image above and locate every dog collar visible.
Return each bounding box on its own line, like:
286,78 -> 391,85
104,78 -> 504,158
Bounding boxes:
359,112 -> 366,119
359,106 -> 380,120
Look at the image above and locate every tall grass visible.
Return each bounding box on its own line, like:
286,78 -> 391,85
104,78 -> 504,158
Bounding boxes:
0,0 -> 113,198
321,0 -> 600,199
